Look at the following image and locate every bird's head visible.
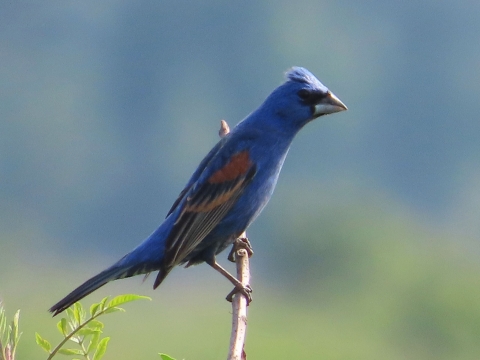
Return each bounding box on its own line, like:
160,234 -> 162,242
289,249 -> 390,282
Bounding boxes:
261,67 -> 347,132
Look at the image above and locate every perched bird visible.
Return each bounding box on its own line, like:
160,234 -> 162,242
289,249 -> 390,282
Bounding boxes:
50,67 -> 347,315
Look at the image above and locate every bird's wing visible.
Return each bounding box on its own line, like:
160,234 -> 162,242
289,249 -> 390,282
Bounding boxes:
156,150 -> 256,286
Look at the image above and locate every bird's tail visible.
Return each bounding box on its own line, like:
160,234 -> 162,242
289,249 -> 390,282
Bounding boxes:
49,261 -> 152,316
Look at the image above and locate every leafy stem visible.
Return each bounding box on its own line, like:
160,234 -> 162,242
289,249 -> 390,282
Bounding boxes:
36,294 -> 150,360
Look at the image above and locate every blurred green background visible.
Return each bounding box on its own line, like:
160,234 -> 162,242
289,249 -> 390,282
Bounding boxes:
2,1 -> 480,359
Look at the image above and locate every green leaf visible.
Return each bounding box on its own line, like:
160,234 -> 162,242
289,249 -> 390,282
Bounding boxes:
66,307 -> 75,323
58,348 -> 84,355
0,308 -> 7,341
77,328 -> 102,336
87,319 -> 104,330
159,353 -> 177,360
8,310 -> 21,357
92,337 -> 110,360
103,307 -> 125,314
73,302 -> 83,324
12,309 -> 20,341
57,318 -> 68,336
98,297 -> 109,311
35,332 -> 51,353
107,294 -> 151,308
69,335 -> 81,344
90,302 -> 101,317
87,331 -> 101,354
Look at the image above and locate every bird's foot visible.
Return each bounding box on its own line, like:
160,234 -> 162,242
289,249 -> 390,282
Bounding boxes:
226,283 -> 253,305
228,237 -> 254,262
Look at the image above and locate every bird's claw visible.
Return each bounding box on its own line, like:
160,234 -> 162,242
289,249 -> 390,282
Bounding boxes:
228,237 -> 254,262
226,284 -> 253,304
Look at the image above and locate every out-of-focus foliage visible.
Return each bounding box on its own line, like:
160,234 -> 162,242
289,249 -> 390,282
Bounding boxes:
1,1 -> 480,359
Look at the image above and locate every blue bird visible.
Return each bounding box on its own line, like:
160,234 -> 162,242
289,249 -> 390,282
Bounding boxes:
50,67 -> 347,315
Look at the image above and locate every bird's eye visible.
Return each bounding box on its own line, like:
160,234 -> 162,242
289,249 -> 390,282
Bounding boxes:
297,89 -> 311,100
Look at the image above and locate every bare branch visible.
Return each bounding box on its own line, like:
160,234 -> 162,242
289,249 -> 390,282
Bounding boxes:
218,121 -> 250,360
227,235 -> 250,360
219,120 -> 230,138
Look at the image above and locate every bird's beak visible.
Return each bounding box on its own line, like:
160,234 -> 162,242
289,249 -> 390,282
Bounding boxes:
313,91 -> 348,117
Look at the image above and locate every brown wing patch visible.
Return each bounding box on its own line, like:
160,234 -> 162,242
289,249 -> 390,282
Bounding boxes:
208,151 -> 252,184
185,181 -> 245,213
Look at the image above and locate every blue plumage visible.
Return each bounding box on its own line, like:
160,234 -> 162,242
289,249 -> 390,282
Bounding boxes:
50,67 -> 347,315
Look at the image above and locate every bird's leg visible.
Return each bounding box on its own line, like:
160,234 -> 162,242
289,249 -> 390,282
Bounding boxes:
207,258 -> 252,304
227,236 -> 254,263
